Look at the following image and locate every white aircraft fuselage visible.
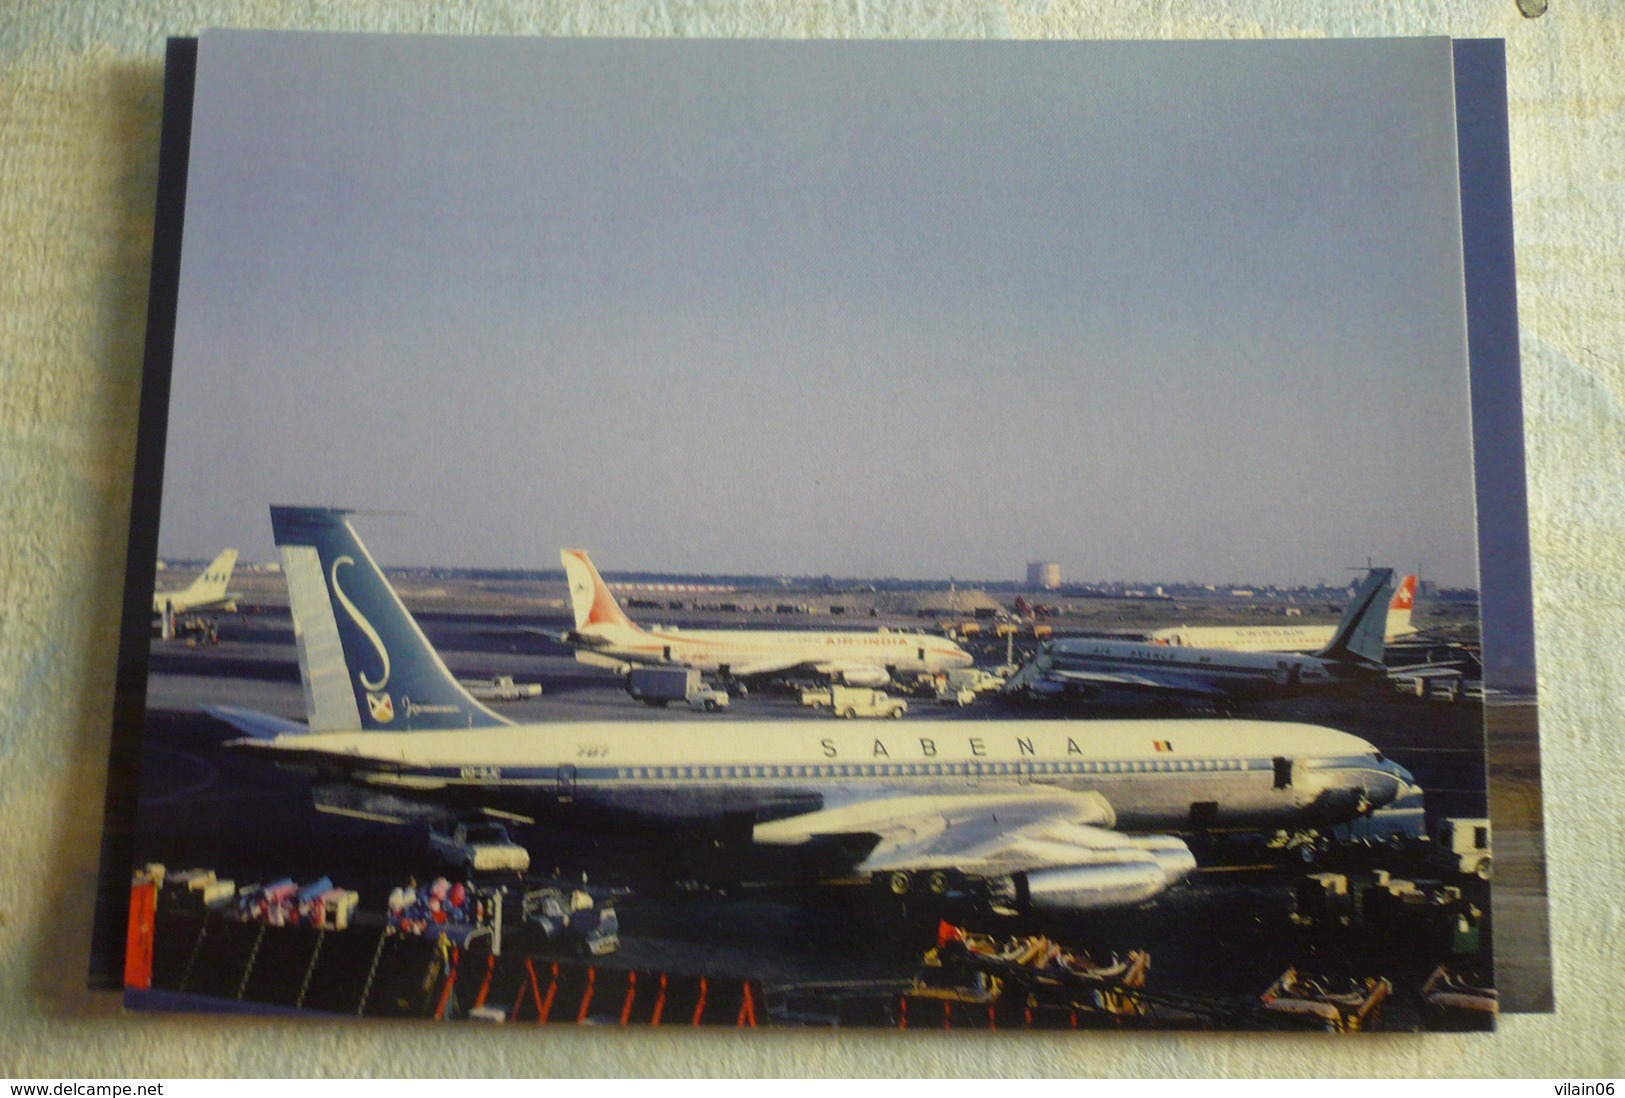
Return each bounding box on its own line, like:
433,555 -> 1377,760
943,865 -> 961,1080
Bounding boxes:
559,548 -> 972,683
234,717 -> 1410,836
573,621 -> 973,679
1010,569 -> 1396,704
1147,575 -> 1418,654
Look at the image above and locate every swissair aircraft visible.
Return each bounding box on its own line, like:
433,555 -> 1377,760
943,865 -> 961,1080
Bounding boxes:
1007,569 -> 1397,707
152,548 -> 241,639
1147,575 -> 1418,653
556,548 -> 973,687
208,508 -> 1422,914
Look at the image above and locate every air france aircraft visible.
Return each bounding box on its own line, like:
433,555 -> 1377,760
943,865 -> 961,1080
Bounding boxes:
1006,569 -> 1396,707
209,508 -> 1421,914
557,548 -> 973,687
1147,575 -> 1418,653
153,548 -> 240,639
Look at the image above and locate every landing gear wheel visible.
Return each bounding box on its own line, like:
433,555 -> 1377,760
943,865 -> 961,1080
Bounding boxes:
888,871 -> 911,896
841,708 -> 857,719
926,871 -> 949,895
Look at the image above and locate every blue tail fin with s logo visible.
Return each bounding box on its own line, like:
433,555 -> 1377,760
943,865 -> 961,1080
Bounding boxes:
270,506 -> 509,732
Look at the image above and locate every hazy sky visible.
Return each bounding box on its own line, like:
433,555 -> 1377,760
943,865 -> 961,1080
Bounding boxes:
162,33 -> 1479,587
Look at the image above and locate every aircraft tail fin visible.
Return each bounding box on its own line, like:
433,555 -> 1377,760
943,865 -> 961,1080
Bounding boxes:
156,548 -> 239,616
1387,574 -> 1418,640
560,549 -> 639,633
1316,567 -> 1394,666
270,507 -> 509,732
190,548 -> 239,602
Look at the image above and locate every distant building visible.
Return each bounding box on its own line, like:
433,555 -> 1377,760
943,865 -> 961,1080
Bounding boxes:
1027,561 -> 1061,590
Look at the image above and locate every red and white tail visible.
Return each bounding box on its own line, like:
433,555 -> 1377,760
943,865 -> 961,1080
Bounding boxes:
560,549 -> 639,633
1387,574 -> 1418,639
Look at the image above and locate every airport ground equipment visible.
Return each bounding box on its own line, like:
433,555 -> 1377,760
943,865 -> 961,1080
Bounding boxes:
945,667 -> 1006,693
909,923 -> 1150,1017
627,667 -> 729,710
428,821 -> 531,876
829,685 -> 907,718
461,675 -> 543,702
1290,869 -> 1484,958
515,882 -> 619,956
1259,968 -> 1391,1031
1433,817 -> 1492,880
1420,965 -> 1498,1028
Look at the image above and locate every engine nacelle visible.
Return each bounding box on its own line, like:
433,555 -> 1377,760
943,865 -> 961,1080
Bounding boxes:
837,666 -> 891,688
989,837 -> 1196,914
994,861 -> 1170,914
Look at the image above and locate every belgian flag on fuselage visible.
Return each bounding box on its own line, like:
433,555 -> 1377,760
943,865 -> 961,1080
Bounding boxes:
270,507 -> 509,733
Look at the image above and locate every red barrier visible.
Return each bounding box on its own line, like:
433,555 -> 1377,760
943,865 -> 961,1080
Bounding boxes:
620,971 -> 638,1026
124,882 -> 157,991
472,953 -> 495,1012
650,973 -> 668,1027
576,966 -> 596,1023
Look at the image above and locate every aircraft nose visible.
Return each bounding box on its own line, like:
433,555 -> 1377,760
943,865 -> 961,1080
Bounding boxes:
1375,759 -> 1422,805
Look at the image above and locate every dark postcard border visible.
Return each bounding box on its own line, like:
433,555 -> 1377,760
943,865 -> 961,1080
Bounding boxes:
1454,37 -> 1552,1013
1458,39 -> 1538,696
88,37 -> 197,991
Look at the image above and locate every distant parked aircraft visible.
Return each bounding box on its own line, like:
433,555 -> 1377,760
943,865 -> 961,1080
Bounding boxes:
1006,569 -> 1396,707
1147,574 -> 1417,653
153,548 -> 240,639
555,548 -> 973,687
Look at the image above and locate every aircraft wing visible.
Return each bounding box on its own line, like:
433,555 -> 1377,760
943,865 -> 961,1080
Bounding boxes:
753,790 -> 1195,909
1040,665 -> 1229,701
526,625 -> 614,650
1388,663 -> 1470,681
205,704 -> 309,740
725,656 -> 818,677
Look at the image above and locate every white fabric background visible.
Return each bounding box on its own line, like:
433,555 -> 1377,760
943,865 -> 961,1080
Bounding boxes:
1,0 -> 1619,1077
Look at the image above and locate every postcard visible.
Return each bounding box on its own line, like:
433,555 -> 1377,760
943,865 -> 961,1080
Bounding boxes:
94,31 -> 1542,1030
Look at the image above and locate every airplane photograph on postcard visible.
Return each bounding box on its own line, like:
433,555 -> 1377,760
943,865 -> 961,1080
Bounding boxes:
106,31 -> 1536,1030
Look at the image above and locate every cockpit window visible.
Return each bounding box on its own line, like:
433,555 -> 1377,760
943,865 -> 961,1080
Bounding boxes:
1373,751 -> 1385,763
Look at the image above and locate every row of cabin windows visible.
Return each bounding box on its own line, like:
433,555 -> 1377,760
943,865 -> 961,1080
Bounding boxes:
612,758 -> 1254,781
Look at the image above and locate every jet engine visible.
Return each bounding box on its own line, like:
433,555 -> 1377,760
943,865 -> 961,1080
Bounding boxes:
835,666 -> 891,688
986,835 -> 1196,914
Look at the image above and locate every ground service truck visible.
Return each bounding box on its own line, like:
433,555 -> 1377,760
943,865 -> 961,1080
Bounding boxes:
626,667 -> 729,711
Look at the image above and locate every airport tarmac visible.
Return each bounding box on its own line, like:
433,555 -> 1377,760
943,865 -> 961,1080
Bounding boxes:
124,579 -> 1548,1023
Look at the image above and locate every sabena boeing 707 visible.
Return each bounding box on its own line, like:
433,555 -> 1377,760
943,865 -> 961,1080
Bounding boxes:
207,508 -> 1422,914
555,548 -> 973,687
